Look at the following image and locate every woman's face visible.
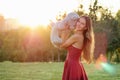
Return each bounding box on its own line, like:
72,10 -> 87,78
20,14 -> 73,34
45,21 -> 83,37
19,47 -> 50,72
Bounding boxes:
76,17 -> 87,31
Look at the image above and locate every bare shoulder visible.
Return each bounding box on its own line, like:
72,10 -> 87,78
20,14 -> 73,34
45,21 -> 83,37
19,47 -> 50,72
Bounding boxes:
72,34 -> 84,49
70,34 -> 79,41
74,34 -> 84,40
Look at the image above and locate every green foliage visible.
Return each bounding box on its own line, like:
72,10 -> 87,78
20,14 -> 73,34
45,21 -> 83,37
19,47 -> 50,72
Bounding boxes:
84,0 -> 120,62
116,10 -> 120,24
89,0 -> 101,22
106,10 -> 120,62
0,0 -> 120,62
0,27 -> 66,62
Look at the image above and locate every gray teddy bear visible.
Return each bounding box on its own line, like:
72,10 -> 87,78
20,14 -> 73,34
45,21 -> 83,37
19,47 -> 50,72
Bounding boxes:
50,12 -> 80,48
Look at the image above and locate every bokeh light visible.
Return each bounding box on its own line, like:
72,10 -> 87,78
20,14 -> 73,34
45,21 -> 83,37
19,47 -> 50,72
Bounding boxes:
95,54 -> 116,75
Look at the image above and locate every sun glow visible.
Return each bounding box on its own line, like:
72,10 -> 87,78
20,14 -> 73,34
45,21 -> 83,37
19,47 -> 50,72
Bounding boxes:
18,14 -> 50,28
0,0 -> 79,28
0,0 -> 120,29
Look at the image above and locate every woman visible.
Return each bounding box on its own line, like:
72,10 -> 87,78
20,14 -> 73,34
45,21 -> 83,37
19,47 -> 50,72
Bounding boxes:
60,16 -> 95,80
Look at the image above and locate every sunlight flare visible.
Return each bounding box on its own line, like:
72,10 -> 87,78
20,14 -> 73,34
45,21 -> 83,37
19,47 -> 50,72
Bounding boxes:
95,54 -> 116,75
0,0 -> 79,28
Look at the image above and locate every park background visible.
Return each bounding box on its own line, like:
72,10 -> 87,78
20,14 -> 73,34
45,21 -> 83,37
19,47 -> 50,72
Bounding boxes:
0,0 -> 120,80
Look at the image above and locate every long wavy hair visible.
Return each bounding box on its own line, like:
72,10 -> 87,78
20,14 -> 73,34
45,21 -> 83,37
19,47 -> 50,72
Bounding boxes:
81,16 -> 95,64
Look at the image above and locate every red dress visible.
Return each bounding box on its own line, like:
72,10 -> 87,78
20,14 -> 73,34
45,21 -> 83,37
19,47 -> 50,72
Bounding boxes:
62,45 -> 88,80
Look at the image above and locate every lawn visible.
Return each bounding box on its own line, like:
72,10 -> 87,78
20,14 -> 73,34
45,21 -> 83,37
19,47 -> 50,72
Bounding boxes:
0,61 -> 120,80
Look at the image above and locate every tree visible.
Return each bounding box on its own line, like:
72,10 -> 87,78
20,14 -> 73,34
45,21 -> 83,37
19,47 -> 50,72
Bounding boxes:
89,0 -> 102,23
107,10 -> 120,62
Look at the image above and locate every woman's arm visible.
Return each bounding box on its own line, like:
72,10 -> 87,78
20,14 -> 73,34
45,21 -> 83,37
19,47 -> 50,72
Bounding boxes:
60,34 -> 77,49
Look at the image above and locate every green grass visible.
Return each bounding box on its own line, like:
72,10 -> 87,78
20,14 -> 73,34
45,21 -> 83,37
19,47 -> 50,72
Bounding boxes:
0,61 -> 120,80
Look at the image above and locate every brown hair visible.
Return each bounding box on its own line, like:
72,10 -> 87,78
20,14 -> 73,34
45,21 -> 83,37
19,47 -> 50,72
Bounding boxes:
81,16 -> 95,64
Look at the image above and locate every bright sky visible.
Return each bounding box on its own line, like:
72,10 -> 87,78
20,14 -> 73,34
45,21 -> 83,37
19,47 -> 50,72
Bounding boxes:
0,0 -> 79,27
0,0 -> 120,27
